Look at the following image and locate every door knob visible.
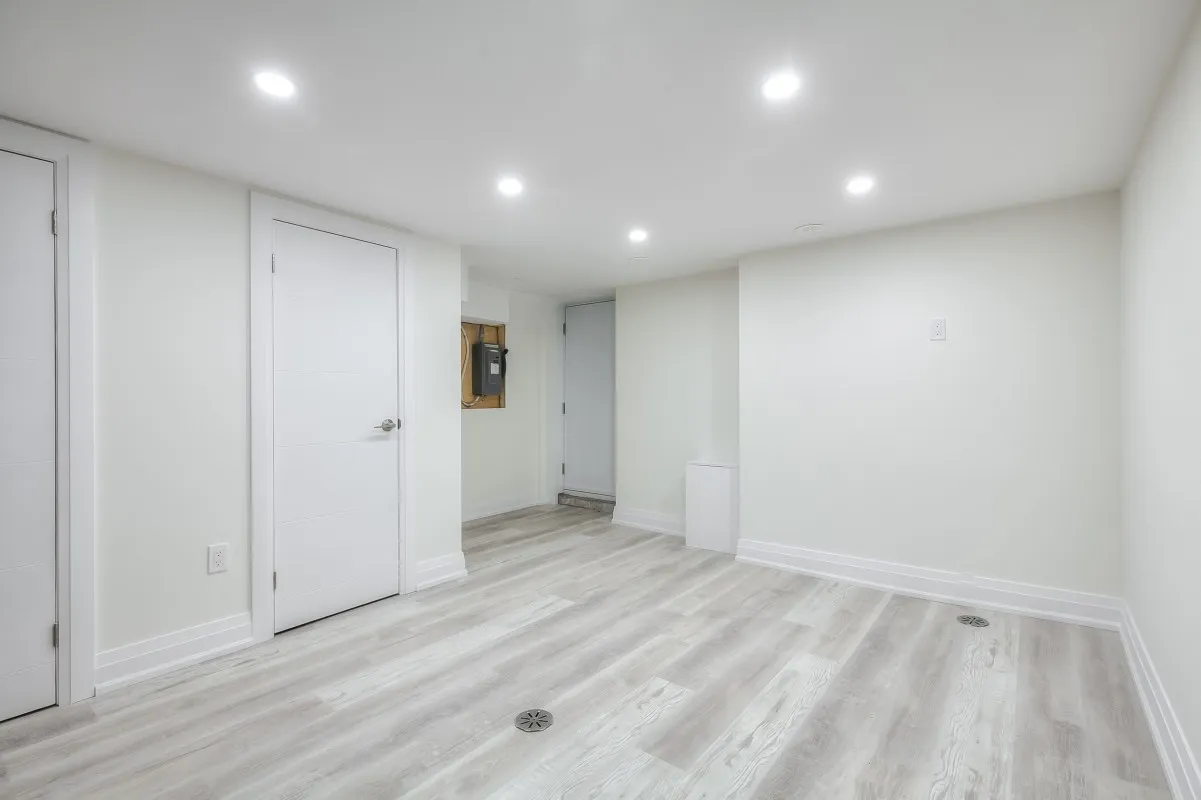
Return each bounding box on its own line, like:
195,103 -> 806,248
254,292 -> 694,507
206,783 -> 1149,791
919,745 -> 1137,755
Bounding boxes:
375,419 -> 397,432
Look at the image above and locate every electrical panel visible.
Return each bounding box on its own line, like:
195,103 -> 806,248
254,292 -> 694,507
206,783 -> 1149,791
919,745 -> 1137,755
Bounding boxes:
472,341 -> 503,396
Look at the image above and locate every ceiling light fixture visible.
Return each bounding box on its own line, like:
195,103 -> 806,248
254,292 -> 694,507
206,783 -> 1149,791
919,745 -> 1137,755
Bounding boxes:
254,71 -> 296,98
794,223 -> 824,234
845,174 -> 876,197
761,70 -> 801,101
628,228 -> 649,243
497,176 -> 524,197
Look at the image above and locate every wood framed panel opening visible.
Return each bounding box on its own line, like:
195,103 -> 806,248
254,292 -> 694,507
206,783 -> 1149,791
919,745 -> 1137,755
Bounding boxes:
461,321 -> 505,409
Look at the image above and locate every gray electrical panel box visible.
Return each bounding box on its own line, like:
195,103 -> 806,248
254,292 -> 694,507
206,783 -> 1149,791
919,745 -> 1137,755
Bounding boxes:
472,341 -> 503,396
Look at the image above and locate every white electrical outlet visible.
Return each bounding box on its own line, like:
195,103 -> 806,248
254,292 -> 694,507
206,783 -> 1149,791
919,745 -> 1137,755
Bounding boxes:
208,543 -> 229,574
929,318 -> 947,341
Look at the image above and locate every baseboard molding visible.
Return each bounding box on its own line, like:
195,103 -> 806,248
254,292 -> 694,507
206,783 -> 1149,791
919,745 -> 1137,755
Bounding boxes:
1121,603 -> 1201,800
735,539 -> 1122,630
463,498 -> 541,522
94,612 -> 253,694
411,551 -> 468,592
612,506 -> 684,536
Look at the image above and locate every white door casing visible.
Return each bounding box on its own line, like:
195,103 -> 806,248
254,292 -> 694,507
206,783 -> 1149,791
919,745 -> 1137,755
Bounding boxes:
563,301 -> 616,498
271,221 -> 402,632
0,148 -> 58,721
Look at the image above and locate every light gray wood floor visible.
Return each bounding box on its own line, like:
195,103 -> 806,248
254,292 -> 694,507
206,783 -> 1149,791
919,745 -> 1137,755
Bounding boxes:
0,506 -> 1169,799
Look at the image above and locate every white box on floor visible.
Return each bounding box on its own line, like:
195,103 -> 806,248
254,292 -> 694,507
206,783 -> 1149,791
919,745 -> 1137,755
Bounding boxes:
685,461 -> 739,553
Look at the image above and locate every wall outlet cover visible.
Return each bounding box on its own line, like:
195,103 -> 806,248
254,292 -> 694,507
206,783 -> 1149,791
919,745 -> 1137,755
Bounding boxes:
929,318 -> 947,341
207,543 -> 229,574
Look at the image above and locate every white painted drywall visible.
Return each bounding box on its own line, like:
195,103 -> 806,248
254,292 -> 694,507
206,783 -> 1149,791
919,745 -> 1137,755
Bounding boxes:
461,277 -> 510,324
95,149 -> 250,651
407,234 -> 463,564
95,148 -> 462,652
462,288 -> 563,520
1122,7 -> 1201,762
739,193 -> 1121,595
615,269 -> 739,523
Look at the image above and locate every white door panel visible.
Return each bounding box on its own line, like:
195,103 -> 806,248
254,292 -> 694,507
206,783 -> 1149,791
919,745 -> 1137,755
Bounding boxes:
0,358 -> 55,465
272,230 -> 398,375
0,159 -> 54,365
0,461 -> 56,569
563,301 -> 616,498
0,563 -> 56,677
0,148 -> 57,721
273,559 -> 399,634
274,441 -> 399,525
274,505 -> 400,631
0,663 -> 56,724
274,371 -> 399,448
272,221 -> 401,633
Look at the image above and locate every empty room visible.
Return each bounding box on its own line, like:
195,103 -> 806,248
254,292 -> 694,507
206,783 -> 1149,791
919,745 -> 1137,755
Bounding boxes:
1,1 -> 1200,797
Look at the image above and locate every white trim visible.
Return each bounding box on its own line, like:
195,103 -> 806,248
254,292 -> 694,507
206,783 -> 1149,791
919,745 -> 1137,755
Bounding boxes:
560,488 -> 616,503
0,118 -> 96,704
735,539 -> 1122,630
1121,603 -> 1201,800
411,552 -> 468,592
612,506 -> 685,537
94,613 -> 252,695
464,499 -> 541,523
250,192 -> 415,645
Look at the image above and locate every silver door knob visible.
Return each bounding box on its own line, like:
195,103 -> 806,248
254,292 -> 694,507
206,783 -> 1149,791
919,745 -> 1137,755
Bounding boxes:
375,419 -> 397,432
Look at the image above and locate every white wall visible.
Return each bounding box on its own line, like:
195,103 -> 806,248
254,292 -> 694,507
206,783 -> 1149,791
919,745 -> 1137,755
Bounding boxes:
406,236 -> 464,565
461,277 -> 511,325
1122,6 -> 1201,766
614,269 -> 739,524
96,149 -> 249,651
738,193 -> 1121,595
461,287 -> 563,520
95,148 -> 462,652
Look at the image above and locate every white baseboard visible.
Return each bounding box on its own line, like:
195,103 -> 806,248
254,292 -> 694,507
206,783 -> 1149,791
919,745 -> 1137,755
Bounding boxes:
1121,603 -> 1201,800
94,612 -> 253,694
411,551 -> 468,592
735,539 -> 1122,630
463,498 -> 542,522
561,489 -> 616,503
612,506 -> 684,536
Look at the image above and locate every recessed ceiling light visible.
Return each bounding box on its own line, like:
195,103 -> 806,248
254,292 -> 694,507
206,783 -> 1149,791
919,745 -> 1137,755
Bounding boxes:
254,71 -> 296,98
497,176 -> 524,197
761,70 -> 801,101
845,174 -> 876,197
628,228 -> 648,243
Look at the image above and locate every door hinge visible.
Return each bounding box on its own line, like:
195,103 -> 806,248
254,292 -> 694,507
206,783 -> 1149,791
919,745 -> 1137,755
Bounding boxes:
562,402 -> 566,414
562,322 -> 566,335
51,209 -> 58,236
271,253 -> 276,273
561,462 -> 565,475
52,623 -> 59,648
273,571 -> 278,590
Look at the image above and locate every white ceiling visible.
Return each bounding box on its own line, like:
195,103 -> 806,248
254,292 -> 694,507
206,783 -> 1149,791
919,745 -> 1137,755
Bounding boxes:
1,0 -> 1195,298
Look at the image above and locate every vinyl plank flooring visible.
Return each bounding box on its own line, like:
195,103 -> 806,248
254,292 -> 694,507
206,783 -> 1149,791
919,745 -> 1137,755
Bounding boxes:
0,506 -> 1171,799
668,653 -> 836,799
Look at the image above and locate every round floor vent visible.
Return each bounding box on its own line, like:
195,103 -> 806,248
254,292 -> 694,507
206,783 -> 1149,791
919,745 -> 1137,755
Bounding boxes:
957,614 -> 990,628
515,709 -> 553,732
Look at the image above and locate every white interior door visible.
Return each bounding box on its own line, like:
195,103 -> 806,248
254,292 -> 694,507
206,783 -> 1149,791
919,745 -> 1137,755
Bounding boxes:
272,221 -> 402,633
0,149 -> 57,721
563,301 -> 616,498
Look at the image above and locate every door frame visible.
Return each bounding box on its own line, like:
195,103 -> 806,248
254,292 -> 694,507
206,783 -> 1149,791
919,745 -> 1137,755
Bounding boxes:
249,192 -> 415,645
0,117 -> 97,704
